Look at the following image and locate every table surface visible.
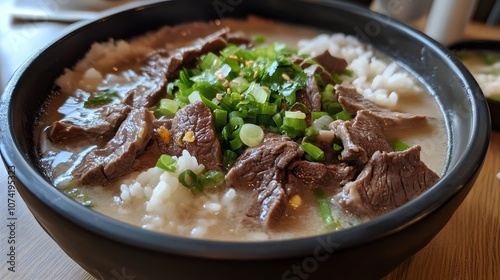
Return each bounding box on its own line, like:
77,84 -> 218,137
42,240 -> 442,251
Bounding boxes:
1,1 -> 499,279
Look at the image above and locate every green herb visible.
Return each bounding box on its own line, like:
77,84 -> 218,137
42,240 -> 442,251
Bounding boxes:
84,89 -> 119,107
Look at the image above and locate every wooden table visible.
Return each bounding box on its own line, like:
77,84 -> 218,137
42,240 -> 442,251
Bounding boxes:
1,3 -> 499,279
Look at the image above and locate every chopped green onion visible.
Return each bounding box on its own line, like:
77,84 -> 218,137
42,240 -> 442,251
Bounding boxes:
252,34 -> 265,44
178,169 -> 202,193
305,126 -> 319,140
285,110 -> 306,119
311,111 -> 329,121
214,109 -> 228,130
258,103 -> 278,115
333,143 -> 343,152
198,170 -> 225,189
84,89 -> 119,107
283,116 -> 307,131
158,99 -> 179,116
272,113 -> 284,127
343,69 -> 354,77
392,139 -> 410,151
300,142 -> 325,161
331,72 -> 343,84
200,52 -> 222,71
156,154 -> 177,172
243,82 -> 269,103
240,123 -> 264,147
313,188 -> 339,227
230,76 -> 250,93
222,150 -> 238,169
333,138 -> 344,152
333,110 -> 352,121
230,136 -> 244,150
66,188 -> 93,208
188,91 -> 202,103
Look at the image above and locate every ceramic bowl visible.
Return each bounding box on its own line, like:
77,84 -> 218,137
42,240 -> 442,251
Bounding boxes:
0,1 -> 490,279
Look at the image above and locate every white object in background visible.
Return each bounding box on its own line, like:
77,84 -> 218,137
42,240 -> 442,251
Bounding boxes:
424,0 -> 478,45
375,0 -> 434,24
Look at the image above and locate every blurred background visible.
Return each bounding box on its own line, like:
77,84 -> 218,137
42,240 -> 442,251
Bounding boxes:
1,0 -> 500,88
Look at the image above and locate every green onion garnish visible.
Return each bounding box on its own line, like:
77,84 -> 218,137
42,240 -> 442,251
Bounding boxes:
197,170 -> 225,189
313,188 -> 339,227
178,169 -> 202,194
66,188 -> 94,208
392,139 -> 410,151
156,154 -> 177,172
239,123 -> 264,147
157,99 -> 179,116
84,89 -> 119,107
300,142 -> 325,162
333,110 -> 352,121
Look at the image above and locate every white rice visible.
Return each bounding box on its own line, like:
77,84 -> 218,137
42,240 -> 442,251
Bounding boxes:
298,33 -> 422,108
118,150 -> 237,237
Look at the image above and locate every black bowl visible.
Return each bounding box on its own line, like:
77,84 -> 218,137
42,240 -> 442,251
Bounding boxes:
0,1 -> 491,279
448,39 -> 500,131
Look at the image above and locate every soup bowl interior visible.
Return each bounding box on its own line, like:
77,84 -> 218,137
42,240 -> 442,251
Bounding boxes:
0,0 -> 490,279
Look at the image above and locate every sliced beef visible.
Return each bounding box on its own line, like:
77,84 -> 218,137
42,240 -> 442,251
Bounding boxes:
73,108 -> 154,185
131,118 -> 173,171
330,110 -> 392,164
125,28 -> 235,109
225,133 -> 304,228
47,104 -> 131,142
164,28 -> 231,82
124,51 -> 171,109
336,85 -> 430,129
296,66 -> 323,113
335,145 -> 440,217
285,160 -> 357,196
303,64 -> 338,85
244,172 -> 288,228
159,101 -> 222,171
309,50 -> 348,75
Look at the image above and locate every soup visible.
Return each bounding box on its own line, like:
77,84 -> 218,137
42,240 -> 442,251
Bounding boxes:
35,17 -> 447,241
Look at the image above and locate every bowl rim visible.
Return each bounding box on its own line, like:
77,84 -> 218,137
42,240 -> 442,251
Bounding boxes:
0,0 -> 491,259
